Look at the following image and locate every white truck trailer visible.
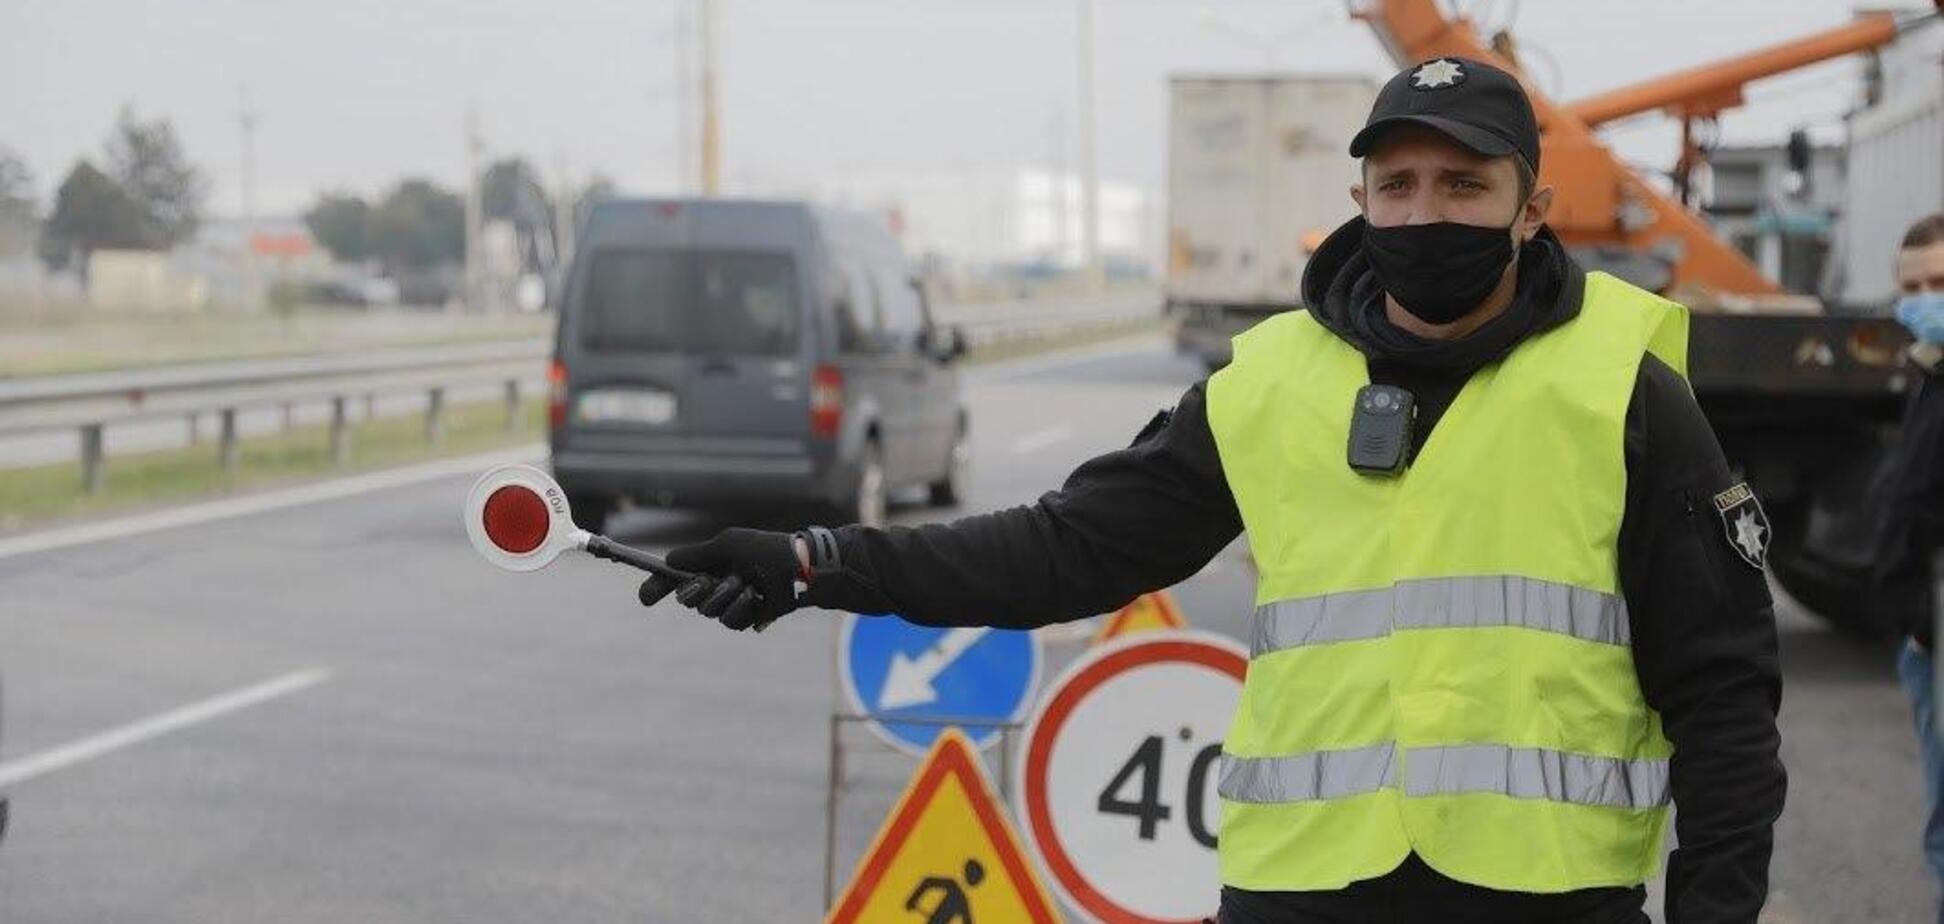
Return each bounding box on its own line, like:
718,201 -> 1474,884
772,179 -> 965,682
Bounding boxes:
1166,74 -> 1378,369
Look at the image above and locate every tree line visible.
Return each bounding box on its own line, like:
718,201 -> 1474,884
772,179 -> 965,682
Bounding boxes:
0,106 -> 207,271
1,107 -> 615,280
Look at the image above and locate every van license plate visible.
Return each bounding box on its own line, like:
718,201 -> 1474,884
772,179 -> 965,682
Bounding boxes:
577,389 -> 677,425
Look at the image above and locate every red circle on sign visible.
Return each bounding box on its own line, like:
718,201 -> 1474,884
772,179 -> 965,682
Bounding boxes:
481,484 -> 550,554
1022,636 -> 1247,924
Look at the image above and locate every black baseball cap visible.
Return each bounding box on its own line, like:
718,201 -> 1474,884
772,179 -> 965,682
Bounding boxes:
1349,57 -> 1541,172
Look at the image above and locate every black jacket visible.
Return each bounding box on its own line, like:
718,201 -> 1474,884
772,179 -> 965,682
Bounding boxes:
803,222 -> 1786,924
1880,358 -> 1944,646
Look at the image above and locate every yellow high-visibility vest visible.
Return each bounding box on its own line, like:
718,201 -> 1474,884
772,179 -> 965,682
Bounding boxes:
1205,271 -> 1688,892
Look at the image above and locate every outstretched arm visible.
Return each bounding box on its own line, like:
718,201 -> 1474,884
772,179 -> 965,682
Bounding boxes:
649,381 -> 1242,630
806,381 -> 1243,628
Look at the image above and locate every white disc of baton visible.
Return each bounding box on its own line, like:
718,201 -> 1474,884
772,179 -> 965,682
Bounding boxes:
463,464 -> 588,571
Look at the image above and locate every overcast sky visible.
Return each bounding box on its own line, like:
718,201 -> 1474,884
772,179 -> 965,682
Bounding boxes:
0,0 -> 1906,217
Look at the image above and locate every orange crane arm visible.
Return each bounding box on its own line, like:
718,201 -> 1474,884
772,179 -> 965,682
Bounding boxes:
1352,0 -> 1780,296
1564,12 -> 1904,126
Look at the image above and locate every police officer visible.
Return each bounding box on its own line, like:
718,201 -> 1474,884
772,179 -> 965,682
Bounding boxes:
645,58 -> 1786,924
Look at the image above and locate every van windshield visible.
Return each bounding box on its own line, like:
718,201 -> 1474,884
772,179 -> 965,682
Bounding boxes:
579,249 -> 800,356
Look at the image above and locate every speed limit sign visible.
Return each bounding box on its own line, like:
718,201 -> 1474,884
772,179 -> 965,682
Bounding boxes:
1016,631 -> 1247,924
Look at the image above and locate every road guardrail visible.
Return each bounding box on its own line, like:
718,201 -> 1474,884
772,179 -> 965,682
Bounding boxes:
0,291 -> 1159,492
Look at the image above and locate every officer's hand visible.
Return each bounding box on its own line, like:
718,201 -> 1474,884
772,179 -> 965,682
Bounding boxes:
638,528 -> 801,631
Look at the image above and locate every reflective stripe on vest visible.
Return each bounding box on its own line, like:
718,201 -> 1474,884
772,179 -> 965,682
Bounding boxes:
1220,744 -> 1669,811
1251,574 -> 1631,656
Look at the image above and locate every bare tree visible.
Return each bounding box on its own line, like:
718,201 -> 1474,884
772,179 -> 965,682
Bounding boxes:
104,105 -> 207,248
0,144 -> 35,256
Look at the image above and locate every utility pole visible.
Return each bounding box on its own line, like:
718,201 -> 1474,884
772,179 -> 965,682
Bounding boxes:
699,0 -> 721,195
1050,105 -> 1069,267
238,88 -> 262,311
675,3 -> 695,194
464,108 -> 486,313
552,150 -> 575,268
1077,0 -> 1103,291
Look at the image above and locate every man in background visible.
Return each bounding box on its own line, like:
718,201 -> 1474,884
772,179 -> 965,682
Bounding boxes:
1884,212 -> 1944,921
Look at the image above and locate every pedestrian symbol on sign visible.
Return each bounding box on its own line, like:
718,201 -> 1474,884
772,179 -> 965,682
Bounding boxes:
904,859 -> 985,924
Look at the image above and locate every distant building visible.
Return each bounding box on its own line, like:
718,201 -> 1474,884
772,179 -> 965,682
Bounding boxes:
816,168 -> 1157,282
175,217 -> 331,310
87,249 -> 202,312
1702,141 -> 1845,298
1826,16 -> 1944,307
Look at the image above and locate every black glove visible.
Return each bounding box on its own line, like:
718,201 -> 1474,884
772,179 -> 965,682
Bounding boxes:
638,528 -> 802,630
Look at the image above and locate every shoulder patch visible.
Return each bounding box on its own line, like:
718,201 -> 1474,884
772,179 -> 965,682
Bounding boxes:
1712,482 -> 1769,571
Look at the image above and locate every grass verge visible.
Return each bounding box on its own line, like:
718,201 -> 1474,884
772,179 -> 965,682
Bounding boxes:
0,401 -> 544,531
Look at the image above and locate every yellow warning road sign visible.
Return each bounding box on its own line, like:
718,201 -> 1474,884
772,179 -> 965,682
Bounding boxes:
826,729 -> 1062,924
1091,590 -> 1187,645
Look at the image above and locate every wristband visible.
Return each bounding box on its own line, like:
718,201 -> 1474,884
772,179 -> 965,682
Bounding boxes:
794,526 -> 842,583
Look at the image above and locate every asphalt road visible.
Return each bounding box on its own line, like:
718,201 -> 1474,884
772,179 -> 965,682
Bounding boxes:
0,336 -> 1932,922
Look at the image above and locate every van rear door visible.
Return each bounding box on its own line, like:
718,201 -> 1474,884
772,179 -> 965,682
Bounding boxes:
565,249 -> 691,451
681,248 -> 809,446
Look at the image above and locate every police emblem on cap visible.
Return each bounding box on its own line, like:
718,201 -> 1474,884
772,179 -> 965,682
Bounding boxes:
1711,482 -> 1770,571
1412,59 -> 1466,90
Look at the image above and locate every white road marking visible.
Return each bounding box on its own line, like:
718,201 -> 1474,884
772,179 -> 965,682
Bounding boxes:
967,330 -> 1168,382
0,444 -> 543,562
1010,425 -> 1074,455
0,668 -> 332,788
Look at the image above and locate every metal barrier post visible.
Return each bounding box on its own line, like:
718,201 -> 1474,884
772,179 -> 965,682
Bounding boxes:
218,408 -> 240,476
80,423 -> 105,495
821,712 -> 1022,908
504,379 -> 521,432
329,396 -> 351,468
425,387 -> 446,446
187,412 -> 200,445
824,713 -> 841,912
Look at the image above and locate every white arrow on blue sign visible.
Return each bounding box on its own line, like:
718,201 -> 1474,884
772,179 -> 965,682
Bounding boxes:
839,614 -> 1042,758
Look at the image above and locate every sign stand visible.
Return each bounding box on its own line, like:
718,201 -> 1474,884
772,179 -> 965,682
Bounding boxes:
822,713 -> 1023,911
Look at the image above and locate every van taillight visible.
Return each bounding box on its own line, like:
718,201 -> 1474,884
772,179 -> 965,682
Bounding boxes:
810,365 -> 844,437
548,359 -> 568,428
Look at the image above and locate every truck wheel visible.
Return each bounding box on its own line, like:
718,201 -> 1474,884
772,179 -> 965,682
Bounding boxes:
1771,553 -> 1880,636
1766,499 -> 1886,637
565,491 -> 611,534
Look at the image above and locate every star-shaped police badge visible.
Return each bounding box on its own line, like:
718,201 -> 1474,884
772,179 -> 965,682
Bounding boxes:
1412,59 -> 1466,90
1711,482 -> 1770,571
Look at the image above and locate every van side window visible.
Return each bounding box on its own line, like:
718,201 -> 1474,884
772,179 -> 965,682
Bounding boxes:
876,268 -> 924,344
836,262 -> 882,352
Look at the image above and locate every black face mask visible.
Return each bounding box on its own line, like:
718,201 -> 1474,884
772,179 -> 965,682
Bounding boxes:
1362,220 -> 1517,325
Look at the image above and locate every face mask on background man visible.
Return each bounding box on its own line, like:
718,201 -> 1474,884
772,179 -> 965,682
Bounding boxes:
1898,292 -> 1944,345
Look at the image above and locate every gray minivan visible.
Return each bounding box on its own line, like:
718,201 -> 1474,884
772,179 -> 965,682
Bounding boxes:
548,199 -> 970,531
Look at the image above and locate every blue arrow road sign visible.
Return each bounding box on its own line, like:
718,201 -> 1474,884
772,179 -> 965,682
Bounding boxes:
840,614 -> 1042,757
